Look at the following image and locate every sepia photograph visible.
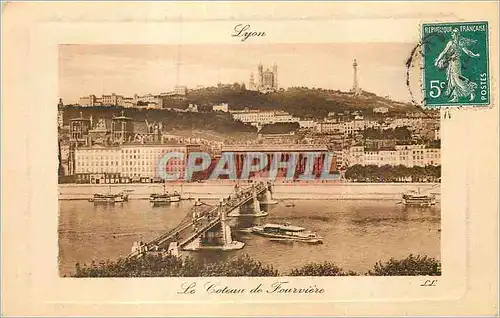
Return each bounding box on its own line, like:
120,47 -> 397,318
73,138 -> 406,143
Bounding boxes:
58,43 -> 441,278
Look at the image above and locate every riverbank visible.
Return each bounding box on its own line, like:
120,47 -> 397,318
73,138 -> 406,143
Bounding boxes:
58,182 -> 440,200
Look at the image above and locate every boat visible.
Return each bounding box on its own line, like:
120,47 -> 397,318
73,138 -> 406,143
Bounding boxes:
401,189 -> 436,207
89,192 -> 129,204
149,191 -> 181,204
150,183 -> 181,205
245,223 -> 323,244
285,203 -> 295,208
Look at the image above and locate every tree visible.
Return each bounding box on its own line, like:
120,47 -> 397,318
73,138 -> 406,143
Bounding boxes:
72,254 -> 442,277
73,254 -> 278,277
367,254 -> 441,276
198,254 -> 278,277
289,262 -> 358,276
259,122 -> 300,134
63,106 -> 257,134
344,165 -> 441,183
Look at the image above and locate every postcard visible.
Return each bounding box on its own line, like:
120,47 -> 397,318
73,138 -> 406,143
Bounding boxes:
1,1 -> 498,316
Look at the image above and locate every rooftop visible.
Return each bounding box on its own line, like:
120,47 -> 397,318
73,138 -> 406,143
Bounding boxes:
222,144 -> 328,152
70,112 -> 90,121
76,142 -> 202,150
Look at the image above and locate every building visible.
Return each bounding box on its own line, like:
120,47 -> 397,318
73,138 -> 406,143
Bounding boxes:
249,63 -> 278,93
69,112 -> 91,145
390,117 -> 423,130
135,94 -> 159,105
57,109 -> 64,129
365,139 -> 397,150
120,144 -> 200,179
249,73 -> 256,90
73,145 -> 122,183
297,120 -> 317,130
231,110 -> 274,125
79,95 -> 97,107
121,97 -> 135,108
159,86 -> 187,98
424,147 -> 440,166
378,149 -> 399,166
78,93 -> 125,106
346,144 -> 440,168
317,122 -> 343,134
434,127 -> 440,140
174,86 -> 187,96
57,98 -> 64,129
317,118 -> 381,136
347,146 -> 365,166
221,144 -> 330,180
88,118 -> 110,145
111,111 -> 134,144
213,103 -> 229,112
186,104 -> 199,112
144,120 -> 163,143
373,107 -> 389,114
332,149 -> 346,170
73,143 -> 202,183
230,110 -> 299,129
101,93 -> 124,106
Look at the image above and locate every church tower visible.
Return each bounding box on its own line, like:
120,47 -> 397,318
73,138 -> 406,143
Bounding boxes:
351,59 -> 361,95
249,72 -> 256,90
272,63 -> 278,90
258,63 -> 264,87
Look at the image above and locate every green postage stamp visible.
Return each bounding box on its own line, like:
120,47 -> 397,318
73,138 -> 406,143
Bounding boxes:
422,21 -> 490,107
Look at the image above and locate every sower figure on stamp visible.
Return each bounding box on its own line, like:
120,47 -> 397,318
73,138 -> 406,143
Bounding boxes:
434,28 -> 480,102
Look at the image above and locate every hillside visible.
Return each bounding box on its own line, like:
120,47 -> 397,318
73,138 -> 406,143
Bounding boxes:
186,85 -> 416,118
62,107 -> 257,135
62,86 -> 422,135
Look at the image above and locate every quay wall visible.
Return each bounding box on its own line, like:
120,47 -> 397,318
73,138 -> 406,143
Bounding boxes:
58,182 -> 440,201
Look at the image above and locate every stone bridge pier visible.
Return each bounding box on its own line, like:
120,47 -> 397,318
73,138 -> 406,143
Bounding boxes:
183,199 -> 245,251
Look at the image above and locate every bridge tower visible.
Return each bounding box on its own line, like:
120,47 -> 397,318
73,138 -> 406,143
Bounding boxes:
260,182 -> 278,205
250,187 -> 270,216
220,201 -> 232,246
213,199 -> 245,250
167,242 -> 180,257
252,189 -> 261,213
183,199 -> 245,251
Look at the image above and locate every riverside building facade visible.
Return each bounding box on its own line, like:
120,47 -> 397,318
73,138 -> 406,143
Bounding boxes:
73,143 -> 201,184
346,144 -> 440,167
221,144 -> 331,180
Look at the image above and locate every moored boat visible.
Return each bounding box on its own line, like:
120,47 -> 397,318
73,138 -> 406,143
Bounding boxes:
401,190 -> 436,207
149,191 -> 181,205
244,223 -> 323,244
149,182 -> 181,205
89,192 -> 128,204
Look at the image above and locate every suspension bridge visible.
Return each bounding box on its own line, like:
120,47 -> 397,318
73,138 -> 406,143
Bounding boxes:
129,181 -> 276,258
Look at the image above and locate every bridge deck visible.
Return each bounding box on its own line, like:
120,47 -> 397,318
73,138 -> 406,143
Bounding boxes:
129,183 -> 268,257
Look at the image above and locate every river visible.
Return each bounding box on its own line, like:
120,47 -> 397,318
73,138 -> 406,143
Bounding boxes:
58,199 -> 441,276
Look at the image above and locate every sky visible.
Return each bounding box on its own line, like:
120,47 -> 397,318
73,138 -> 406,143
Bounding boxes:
59,43 -> 416,104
